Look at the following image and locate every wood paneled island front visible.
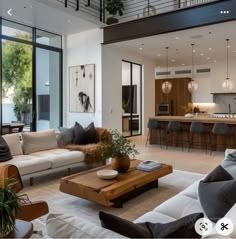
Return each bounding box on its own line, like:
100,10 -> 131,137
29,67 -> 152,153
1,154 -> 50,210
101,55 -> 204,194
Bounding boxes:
149,116 -> 236,151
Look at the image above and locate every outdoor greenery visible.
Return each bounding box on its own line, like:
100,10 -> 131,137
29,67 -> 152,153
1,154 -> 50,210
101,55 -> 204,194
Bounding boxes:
99,129 -> 139,159
2,33 -> 32,121
105,0 -> 126,16
0,178 -> 27,236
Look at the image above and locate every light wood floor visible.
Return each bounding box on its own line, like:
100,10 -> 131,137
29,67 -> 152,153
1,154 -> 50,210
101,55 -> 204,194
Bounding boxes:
130,135 -> 225,174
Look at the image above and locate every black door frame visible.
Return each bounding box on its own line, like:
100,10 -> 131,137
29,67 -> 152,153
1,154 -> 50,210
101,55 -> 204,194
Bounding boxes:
122,60 -> 142,137
0,17 -> 63,133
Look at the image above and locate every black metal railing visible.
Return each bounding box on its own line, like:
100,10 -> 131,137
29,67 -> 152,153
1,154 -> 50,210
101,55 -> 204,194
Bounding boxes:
117,0 -> 220,23
54,0 -> 219,24
55,0 -> 105,22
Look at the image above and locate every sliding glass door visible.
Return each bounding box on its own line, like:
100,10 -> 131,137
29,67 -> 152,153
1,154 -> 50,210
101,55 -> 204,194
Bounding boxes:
2,40 -> 32,131
0,18 -> 62,133
122,60 -> 142,137
35,48 -> 61,131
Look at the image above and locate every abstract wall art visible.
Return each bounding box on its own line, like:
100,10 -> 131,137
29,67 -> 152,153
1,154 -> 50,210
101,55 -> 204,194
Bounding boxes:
69,64 -> 95,113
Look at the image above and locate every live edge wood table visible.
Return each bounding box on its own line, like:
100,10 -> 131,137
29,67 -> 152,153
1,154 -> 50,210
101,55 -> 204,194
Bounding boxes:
60,160 -> 173,207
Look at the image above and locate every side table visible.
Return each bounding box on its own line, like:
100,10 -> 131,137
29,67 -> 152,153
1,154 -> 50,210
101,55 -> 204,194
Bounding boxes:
5,220 -> 33,238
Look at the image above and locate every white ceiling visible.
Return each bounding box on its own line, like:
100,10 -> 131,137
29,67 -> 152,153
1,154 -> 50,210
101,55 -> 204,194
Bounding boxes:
0,0 -> 99,35
112,20 -> 236,67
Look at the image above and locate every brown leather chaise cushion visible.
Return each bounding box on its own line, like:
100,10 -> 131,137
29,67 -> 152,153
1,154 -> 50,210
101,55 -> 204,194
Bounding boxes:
0,136 -> 13,162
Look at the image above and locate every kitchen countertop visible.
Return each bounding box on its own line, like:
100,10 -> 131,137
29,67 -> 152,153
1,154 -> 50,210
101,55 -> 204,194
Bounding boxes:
152,116 -> 236,125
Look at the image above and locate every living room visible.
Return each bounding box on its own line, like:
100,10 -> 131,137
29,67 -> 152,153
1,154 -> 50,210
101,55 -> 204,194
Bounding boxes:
0,0 -> 236,238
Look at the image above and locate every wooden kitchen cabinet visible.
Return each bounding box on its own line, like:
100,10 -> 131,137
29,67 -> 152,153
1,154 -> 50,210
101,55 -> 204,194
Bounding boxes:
155,78 -> 192,116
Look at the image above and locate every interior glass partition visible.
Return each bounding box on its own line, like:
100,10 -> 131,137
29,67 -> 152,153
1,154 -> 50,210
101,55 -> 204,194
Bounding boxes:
0,18 -> 62,134
122,60 -> 142,137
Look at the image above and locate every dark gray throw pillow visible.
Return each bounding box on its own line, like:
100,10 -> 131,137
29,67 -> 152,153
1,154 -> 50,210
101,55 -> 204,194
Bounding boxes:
199,165 -> 236,222
99,211 -> 203,238
58,126 -> 75,145
74,122 -> 96,145
0,136 -> 13,162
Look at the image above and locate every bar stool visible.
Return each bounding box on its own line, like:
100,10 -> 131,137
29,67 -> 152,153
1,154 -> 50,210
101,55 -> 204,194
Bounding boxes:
166,121 -> 187,151
188,122 -> 209,154
146,118 -> 163,147
211,123 -> 235,155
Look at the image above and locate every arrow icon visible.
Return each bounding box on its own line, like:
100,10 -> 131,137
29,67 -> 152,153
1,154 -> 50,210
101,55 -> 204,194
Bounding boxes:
8,9 -> 12,16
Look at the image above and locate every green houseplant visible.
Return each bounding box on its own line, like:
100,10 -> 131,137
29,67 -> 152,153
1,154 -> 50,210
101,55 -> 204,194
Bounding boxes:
99,129 -> 138,173
0,178 -> 27,237
105,0 -> 126,24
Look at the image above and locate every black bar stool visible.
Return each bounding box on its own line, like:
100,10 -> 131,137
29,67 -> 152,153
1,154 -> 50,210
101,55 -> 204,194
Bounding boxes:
211,123 -> 235,155
146,118 -> 163,147
166,121 -> 187,151
188,122 -> 210,154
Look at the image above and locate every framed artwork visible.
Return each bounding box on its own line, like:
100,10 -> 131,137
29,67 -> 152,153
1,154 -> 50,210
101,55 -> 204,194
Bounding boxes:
69,64 -> 95,113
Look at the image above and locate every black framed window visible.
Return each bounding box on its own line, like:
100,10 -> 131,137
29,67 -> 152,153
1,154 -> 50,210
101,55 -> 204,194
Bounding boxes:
0,17 -> 63,133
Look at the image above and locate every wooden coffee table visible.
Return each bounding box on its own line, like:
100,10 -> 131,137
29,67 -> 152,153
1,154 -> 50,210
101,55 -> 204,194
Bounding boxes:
60,160 -> 173,207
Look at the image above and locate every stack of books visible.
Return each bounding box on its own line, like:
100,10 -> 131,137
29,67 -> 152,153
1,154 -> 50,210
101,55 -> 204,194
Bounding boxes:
136,160 -> 162,172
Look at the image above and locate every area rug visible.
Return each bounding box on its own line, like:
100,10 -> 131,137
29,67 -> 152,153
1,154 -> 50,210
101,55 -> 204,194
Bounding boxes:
23,170 -> 204,238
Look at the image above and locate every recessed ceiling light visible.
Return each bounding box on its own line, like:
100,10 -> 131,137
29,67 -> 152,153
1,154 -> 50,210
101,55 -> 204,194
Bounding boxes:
171,59 -> 175,62
207,57 -> 211,60
182,64 -> 186,66
193,49 -> 196,53
29,5 -> 33,8
139,47 -> 143,50
175,37 -> 179,40
200,53 -> 204,56
213,60 -> 217,63
208,48 -> 212,51
234,50 -> 236,53
157,53 -> 161,56
227,45 -> 231,48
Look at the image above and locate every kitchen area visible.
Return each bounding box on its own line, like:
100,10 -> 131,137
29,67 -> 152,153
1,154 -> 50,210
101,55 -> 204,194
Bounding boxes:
151,79 -> 236,151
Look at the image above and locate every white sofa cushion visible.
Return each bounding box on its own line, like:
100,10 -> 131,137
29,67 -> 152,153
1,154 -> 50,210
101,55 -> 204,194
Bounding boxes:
7,155 -> 51,176
29,149 -> 85,168
2,134 -> 23,156
46,213 -> 126,238
21,130 -> 58,155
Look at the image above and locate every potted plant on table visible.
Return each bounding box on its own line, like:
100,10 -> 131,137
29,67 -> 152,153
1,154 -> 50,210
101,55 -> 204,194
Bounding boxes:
0,178 -> 27,237
99,129 -> 138,173
105,0 -> 126,25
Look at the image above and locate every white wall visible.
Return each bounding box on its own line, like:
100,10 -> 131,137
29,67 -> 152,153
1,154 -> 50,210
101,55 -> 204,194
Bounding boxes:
102,45 -> 156,135
65,28 -> 103,128
155,64 -> 213,103
210,59 -> 236,93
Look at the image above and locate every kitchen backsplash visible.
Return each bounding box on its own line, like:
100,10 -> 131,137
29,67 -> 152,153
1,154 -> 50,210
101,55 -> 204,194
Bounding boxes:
213,93 -> 236,113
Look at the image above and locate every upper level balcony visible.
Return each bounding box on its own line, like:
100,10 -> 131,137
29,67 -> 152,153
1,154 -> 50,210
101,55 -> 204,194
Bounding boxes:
53,0 -> 219,25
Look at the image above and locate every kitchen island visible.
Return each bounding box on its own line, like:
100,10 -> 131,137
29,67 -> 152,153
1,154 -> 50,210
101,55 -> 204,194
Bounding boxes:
149,116 -> 236,151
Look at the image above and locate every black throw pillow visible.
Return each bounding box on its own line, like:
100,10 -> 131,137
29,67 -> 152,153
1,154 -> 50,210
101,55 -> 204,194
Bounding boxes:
73,122 -> 96,145
0,136 -> 13,162
58,126 -> 74,145
99,211 -> 203,238
198,165 -> 236,222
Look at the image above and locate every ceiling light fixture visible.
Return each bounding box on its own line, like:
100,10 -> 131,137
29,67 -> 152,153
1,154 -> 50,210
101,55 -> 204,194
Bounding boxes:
162,47 -> 172,94
222,39 -> 233,91
188,44 -> 198,94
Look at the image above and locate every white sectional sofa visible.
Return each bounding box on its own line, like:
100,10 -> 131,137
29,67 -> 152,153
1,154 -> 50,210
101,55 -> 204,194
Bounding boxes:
46,150 -> 236,239
2,130 -> 85,182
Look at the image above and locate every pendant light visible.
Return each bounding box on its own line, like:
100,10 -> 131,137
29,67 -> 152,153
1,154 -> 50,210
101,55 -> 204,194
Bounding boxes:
222,39 -> 233,91
162,47 -> 172,94
188,44 -> 198,93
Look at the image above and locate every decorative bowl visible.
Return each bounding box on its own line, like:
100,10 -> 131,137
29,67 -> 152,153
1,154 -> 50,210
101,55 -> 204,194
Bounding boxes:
97,170 -> 118,179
